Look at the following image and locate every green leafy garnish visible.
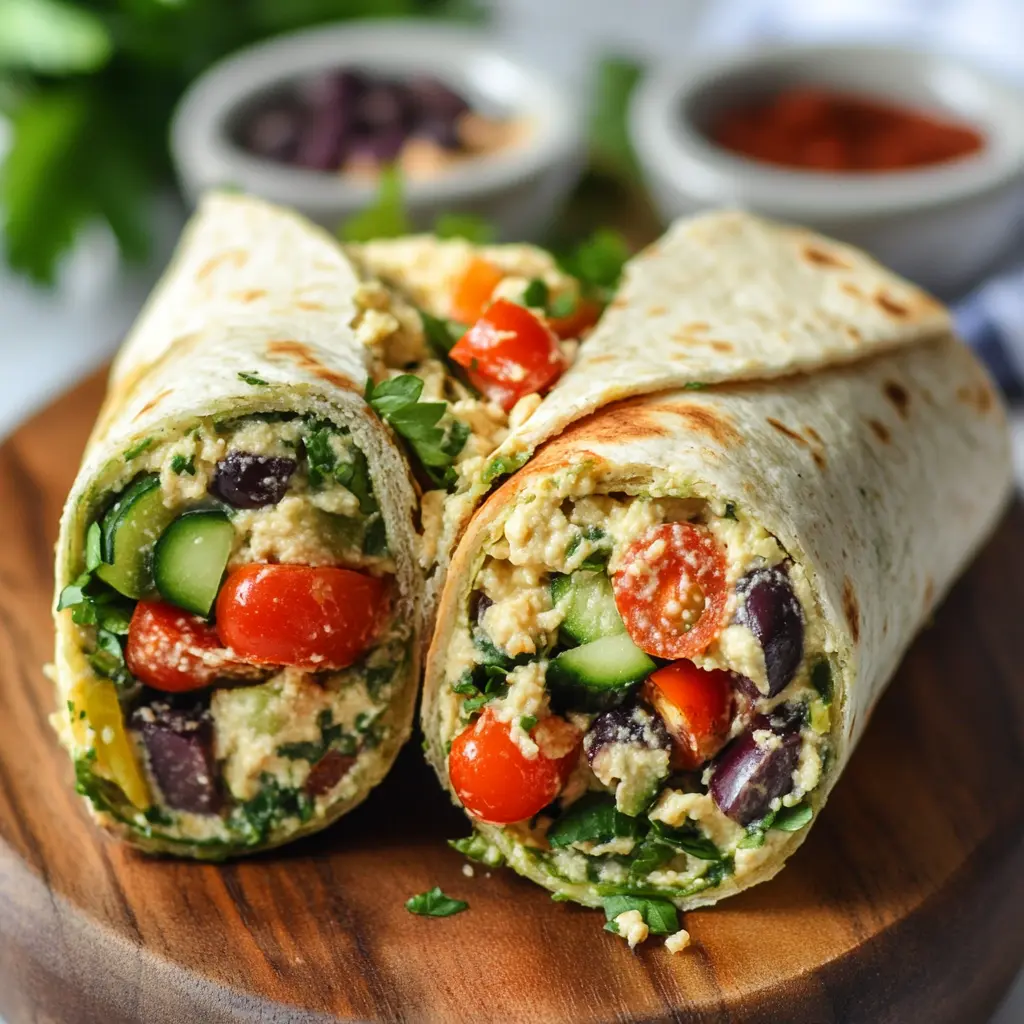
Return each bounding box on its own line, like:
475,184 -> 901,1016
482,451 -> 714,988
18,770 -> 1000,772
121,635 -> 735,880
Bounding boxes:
771,803 -> 813,832
339,165 -> 411,242
647,820 -> 722,861
449,833 -> 505,867
520,278 -> 550,309
518,714 -> 538,732
420,309 -> 467,357
233,774 -> 314,846
565,525 -> 610,570
84,521 -> 102,571
170,454 -> 196,476
303,422 -> 378,516
405,886 -> 468,917
277,709 -> 356,763
559,228 -> 630,300
237,371 -> 268,387
548,291 -> 579,319
602,894 -> 678,936
433,212 -> 496,244
123,437 -> 153,461
589,55 -> 643,181
482,449 -> 529,484
547,793 -> 645,849
811,659 -> 833,705
366,374 -> 468,489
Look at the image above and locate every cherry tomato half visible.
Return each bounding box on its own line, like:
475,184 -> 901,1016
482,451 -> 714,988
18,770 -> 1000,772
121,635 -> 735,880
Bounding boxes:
125,600 -> 249,693
450,257 -> 505,325
643,660 -> 734,770
448,711 -> 580,825
612,522 -> 728,660
215,564 -> 387,670
449,299 -> 564,411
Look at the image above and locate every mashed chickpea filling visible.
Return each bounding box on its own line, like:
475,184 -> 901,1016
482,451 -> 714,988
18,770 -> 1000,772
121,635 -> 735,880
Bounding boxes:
60,412 -> 412,853
442,468 -> 836,903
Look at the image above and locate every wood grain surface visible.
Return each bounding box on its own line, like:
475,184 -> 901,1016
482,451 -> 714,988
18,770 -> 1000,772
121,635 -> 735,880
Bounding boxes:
0,369 -> 1021,1024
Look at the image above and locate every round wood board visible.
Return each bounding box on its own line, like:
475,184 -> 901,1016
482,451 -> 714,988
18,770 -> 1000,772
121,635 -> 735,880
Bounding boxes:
0,370 -> 1021,1024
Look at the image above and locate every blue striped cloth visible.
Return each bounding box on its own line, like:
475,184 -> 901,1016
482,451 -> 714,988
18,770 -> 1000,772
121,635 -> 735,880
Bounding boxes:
694,0 -> 1024,397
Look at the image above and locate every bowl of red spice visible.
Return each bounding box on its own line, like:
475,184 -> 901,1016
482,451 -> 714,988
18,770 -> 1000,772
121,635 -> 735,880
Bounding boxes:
630,44 -> 1024,294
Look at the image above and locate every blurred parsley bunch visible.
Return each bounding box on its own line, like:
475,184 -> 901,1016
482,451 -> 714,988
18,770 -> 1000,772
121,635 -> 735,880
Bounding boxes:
0,0 -> 474,284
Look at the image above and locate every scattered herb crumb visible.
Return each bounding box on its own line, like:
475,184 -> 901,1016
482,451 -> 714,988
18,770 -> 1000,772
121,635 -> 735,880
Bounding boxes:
170,454 -> 196,475
684,382 -> 707,391
123,437 -> 153,460
238,371 -> 268,386
405,886 -> 468,918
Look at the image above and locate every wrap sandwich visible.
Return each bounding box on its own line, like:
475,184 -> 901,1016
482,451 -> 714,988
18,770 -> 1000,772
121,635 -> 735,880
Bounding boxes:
423,212 -> 1012,933
52,193 -> 596,858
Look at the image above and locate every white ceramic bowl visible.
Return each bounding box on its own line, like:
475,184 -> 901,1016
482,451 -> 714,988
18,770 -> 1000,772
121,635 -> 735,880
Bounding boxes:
170,21 -> 584,241
630,44 -> 1024,296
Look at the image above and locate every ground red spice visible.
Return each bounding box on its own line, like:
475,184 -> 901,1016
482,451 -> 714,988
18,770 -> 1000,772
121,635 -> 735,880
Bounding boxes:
710,87 -> 984,172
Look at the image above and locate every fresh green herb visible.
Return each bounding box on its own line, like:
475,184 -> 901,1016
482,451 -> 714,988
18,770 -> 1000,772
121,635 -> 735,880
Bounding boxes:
433,212 -> 496,244
737,828 -> 766,850
170,454 -> 196,476
811,659 -> 833,705
420,309 -> 466,356
648,820 -> 721,861
277,709 -> 356,762
449,832 -> 505,867
123,437 -> 153,461
602,894 -> 678,936
237,371 -> 268,387
518,714 -> 538,733
520,278 -> 549,309
548,291 -> 579,319
547,793 -> 645,849
405,886 -> 468,918
88,625 -> 134,692
365,374 -> 468,489
771,803 -> 813,832
627,834 -> 678,879
684,382 -> 707,391
559,228 -> 630,300
482,449 -> 529,484
303,422 -> 378,515
362,515 -> 388,557
233,774 -> 313,846
364,665 -> 393,702
723,502 -> 737,520
143,804 -> 173,827
589,55 -> 643,181
339,165 -> 411,241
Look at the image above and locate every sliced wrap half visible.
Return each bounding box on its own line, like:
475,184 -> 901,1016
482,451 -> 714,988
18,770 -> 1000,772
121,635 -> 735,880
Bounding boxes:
53,194 -> 426,858
423,212 -> 1012,918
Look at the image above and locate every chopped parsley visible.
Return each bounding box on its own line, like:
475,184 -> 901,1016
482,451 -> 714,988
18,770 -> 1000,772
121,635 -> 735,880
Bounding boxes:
520,278 -> 549,309
684,382 -> 707,391
738,802 -> 813,848
277,709 -> 356,763
559,228 -> 630,301
482,449 -> 529,484
548,290 -> 578,319
547,793 -> 645,849
237,371 -> 268,386
518,714 -> 538,732
123,436 -> 152,460
405,886 -> 468,918
338,165 -> 410,242
232,774 -> 314,846
170,454 -> 196,475
449,832 -> 505,867
303,422 -> 378,516
366,374 -> 469,489
433,212 -> 496,244
811,659 -> 833,705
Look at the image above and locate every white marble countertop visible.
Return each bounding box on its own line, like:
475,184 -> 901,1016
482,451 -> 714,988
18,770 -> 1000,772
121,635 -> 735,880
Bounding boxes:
0,236 -> 1020,1023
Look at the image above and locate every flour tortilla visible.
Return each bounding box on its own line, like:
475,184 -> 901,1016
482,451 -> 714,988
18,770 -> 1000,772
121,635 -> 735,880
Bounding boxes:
52,193 -> 422,857
424,212 -> 1011,908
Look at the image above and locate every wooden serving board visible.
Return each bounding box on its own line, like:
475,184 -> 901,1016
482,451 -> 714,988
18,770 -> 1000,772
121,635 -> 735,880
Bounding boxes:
0,370 -> 1021,1024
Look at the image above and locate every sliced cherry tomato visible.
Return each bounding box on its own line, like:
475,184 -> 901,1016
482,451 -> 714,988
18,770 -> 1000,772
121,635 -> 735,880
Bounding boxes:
448,711 -> 580,825
450,257 -> 505,324
215,564 -> 387,670
449,299 -> 564,411
643,660 -> 734,770
612,522 -> 728,660
548,296 -> 602,339
125,600 -> 250,693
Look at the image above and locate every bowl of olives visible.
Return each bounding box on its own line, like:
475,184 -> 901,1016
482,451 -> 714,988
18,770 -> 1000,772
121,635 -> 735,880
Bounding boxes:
171,21 -> 584,240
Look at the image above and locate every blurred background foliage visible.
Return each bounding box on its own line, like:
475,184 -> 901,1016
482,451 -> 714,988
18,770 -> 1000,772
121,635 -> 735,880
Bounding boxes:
0,0 -> 481,284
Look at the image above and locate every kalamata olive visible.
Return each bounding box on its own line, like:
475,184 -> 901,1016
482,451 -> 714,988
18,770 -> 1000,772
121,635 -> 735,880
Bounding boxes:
210,451 -> 296,509
240,102 -> 302,162
407,75 -> 469,120
734,564 -> 804,697
416,117 -> 462,150
357,83 -> 409,131
347,128 -> 407,164
131,701 -> 221,814
584,703 -> 672,815
709,711 -> 802,824
305,751 -> 356,797
469,591 -> 493,625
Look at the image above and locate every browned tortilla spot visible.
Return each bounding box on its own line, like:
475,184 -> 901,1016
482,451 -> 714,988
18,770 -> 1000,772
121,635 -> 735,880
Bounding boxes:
296,300 -> 326,311
802,245 -> 850,269
766,417 -> 806,444
842,577 -> 860,643
232,289 -> 266,303
845,325 -> 862,342
647,305 -> 667,316
804,426 -> 823,445
684,321 -> 711,333
923,576 -> 935,612
883,381 -> 911,418
609,296 -> 629,310
875,291 -> 909,318
811,449 -> 827,471
196,250 -> 247,281
868,419 -> 891,444
709,340 -> 734,353
266,340 -> 356,392
133,389 -> 173,421
957,381 -> 994,413
664,402 -> 742,447
840,281 -> 863,298
586,353 -> 618,366
541,398 -> 673,453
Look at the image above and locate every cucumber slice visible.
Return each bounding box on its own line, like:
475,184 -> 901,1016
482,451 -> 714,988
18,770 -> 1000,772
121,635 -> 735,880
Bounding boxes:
153,511 -> 235,616
547,633 -> 656,712
96,475 -> 176,599
551,570 -> 626,645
